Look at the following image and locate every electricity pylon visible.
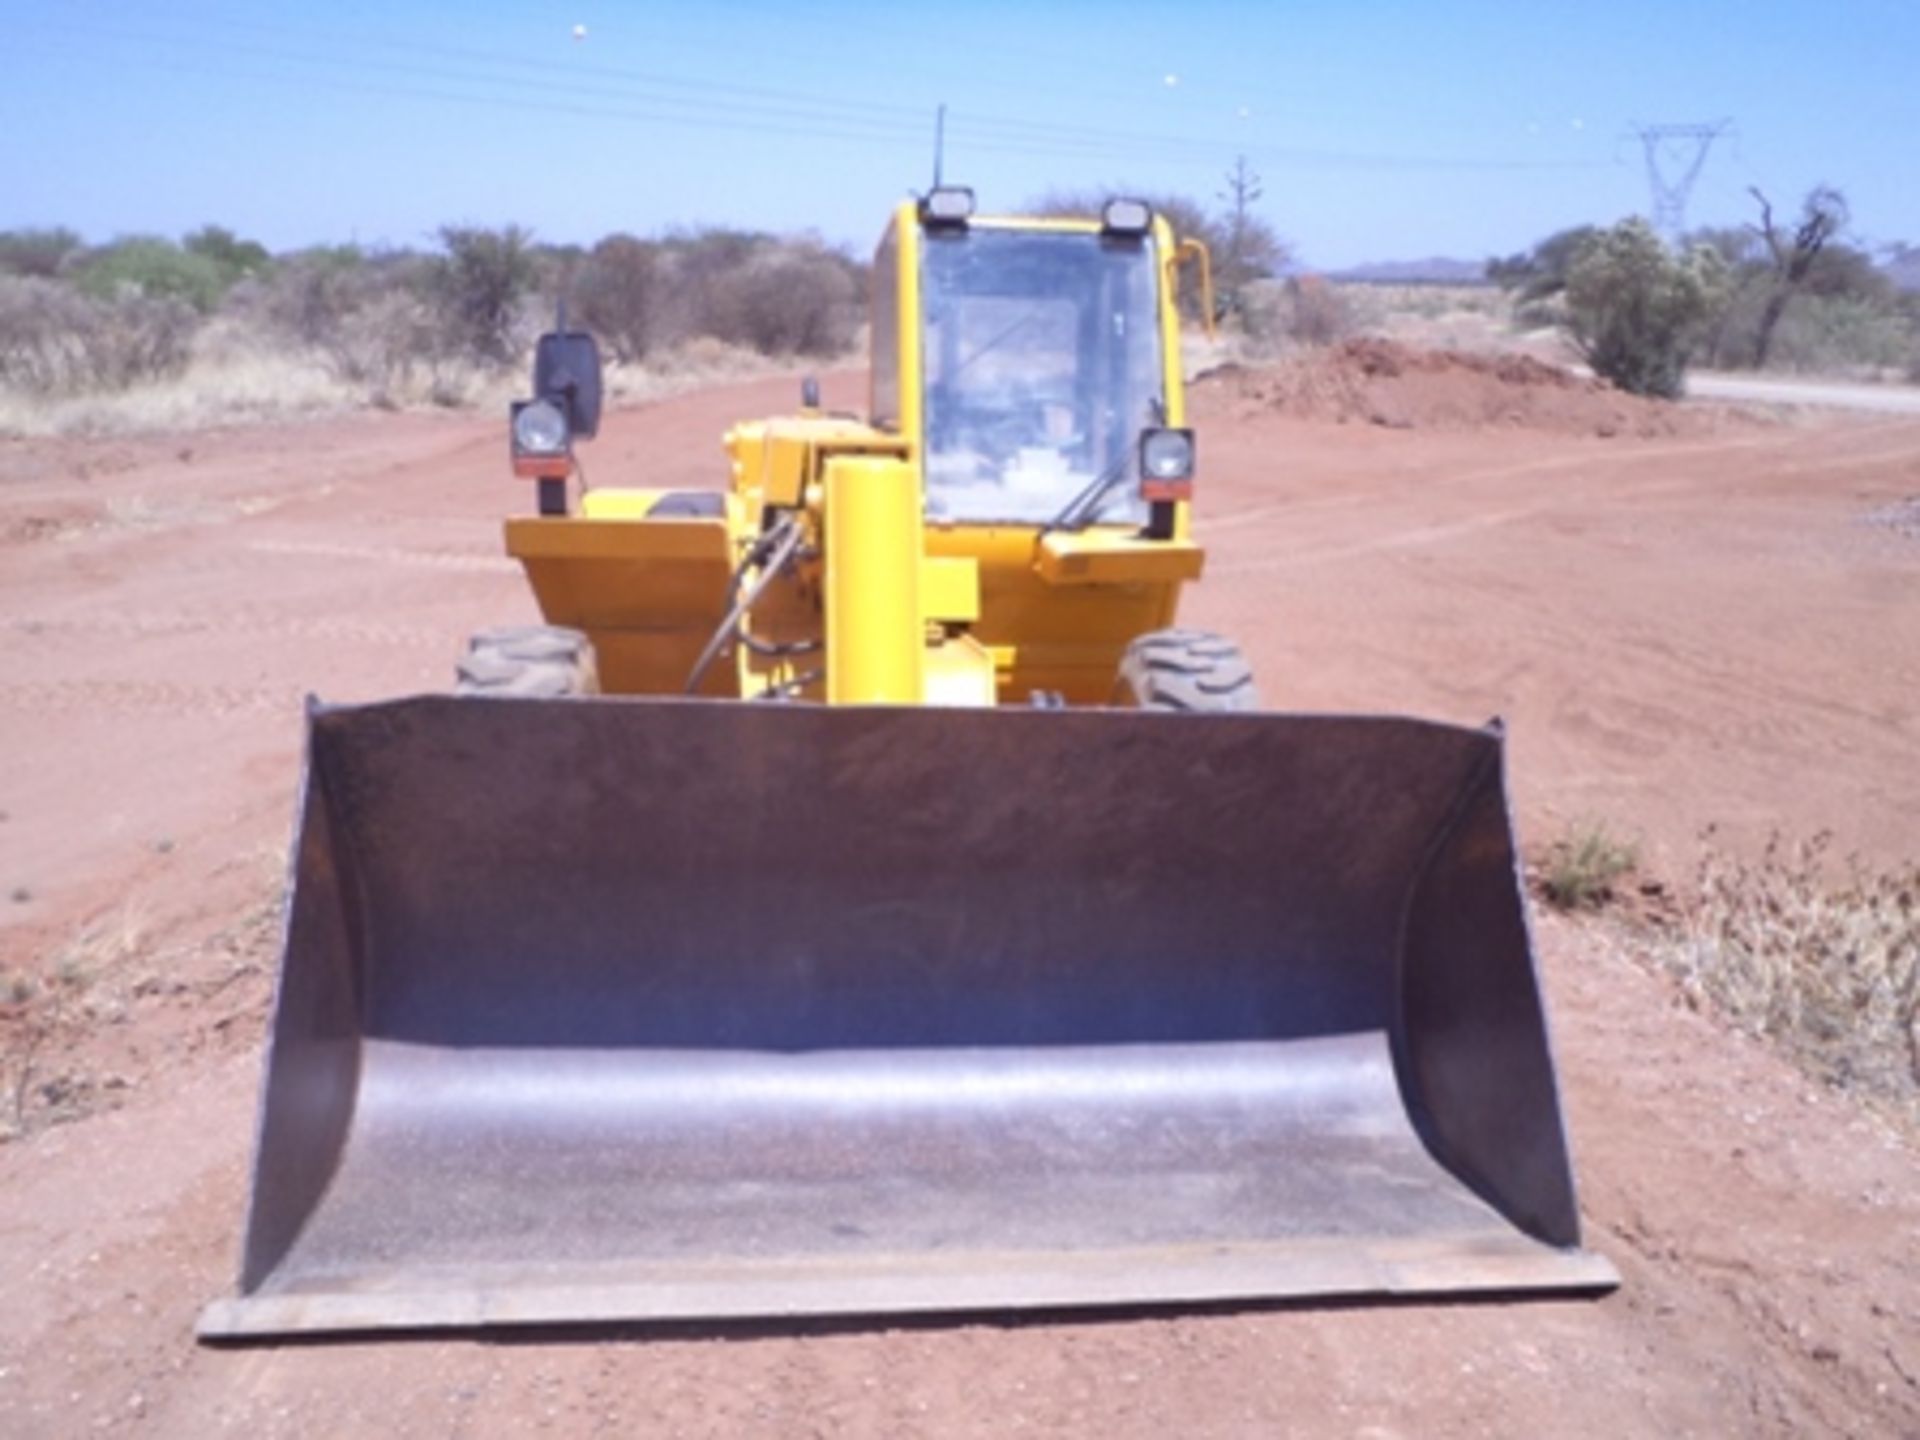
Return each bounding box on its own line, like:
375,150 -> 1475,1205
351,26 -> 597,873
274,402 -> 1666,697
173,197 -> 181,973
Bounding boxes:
1631,121 -> 1732,244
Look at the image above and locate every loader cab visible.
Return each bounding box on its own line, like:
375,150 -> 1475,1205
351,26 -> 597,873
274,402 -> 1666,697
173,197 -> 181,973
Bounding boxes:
871,200 -> 1182,529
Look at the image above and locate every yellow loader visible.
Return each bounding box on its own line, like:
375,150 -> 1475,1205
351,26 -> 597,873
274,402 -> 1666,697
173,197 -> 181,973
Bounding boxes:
201,192 -> 1614,1338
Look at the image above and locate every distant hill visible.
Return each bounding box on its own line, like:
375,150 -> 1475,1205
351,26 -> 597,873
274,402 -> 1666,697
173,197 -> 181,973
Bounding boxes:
1326,248 -> 1920,291
1324,257 -> 1490,285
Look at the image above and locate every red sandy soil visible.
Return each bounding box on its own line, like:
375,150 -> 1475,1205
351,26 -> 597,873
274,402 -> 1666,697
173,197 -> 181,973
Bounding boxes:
1,363 -> 1917,1436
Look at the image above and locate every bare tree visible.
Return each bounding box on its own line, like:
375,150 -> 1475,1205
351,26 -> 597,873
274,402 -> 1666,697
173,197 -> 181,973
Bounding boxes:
1024,182 -> 1285,322
1215,156 -> 1285,317
427,225 -> 538,366
1748,185 -> 1847,368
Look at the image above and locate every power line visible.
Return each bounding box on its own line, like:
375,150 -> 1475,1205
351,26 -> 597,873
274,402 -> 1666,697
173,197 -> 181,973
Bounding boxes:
110,6 -> 1190,123
26,23 -> 952,144
25,17 -> 1610,179
18,44 -> 927,153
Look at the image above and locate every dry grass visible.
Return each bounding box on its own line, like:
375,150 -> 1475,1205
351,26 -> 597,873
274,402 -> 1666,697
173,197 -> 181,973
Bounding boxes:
2,902 -> 150,1139
1,881 -> 280,1142
0,317 -> 520,436
1181,330 -> 1248,377
1335,283 -> 1533,356
1192,281 -> 1565,371
0,325 -> 367,437
1665,833 -> 1918,1120
0,354 -> 341,437
1864,497 -> 1920,540
602,333 -> 829,406
0,325 -> 848,439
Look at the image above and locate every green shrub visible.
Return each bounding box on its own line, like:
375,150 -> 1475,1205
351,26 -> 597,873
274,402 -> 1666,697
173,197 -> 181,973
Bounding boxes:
74,236 -> 229,314
182,225 -> 271,288
0,228 -> 84,279
1539,820 -> 1640,911
1563,219 -> 1728,398
1766,293 -> 1914,374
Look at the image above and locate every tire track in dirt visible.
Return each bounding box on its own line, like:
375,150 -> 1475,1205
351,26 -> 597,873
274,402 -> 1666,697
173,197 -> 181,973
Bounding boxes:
7,610 -> 459,651
243,539 -> 517,574
0,680 -> 305,718
2,374 -> 1918,1438
1201,421 -> 1920,573
1197,416 -> 1920,555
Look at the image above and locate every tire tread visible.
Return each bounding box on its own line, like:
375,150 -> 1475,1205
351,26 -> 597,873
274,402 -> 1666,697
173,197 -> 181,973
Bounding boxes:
1113,628 -> 1259,712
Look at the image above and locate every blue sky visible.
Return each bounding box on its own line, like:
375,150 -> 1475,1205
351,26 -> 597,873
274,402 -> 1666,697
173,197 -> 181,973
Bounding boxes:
3,1 -> 1915,268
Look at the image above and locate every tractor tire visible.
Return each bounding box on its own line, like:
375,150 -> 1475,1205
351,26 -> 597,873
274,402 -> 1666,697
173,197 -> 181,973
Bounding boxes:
1113,628 -> 1260,712
455,625 -> 599,698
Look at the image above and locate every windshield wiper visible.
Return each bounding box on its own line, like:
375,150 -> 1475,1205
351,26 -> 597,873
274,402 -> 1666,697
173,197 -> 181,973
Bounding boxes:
1039,398 -> 1162,534
1039,450 -> 1133,535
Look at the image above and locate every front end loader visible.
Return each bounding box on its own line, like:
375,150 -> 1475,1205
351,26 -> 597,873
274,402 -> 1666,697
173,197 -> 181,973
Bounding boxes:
201,191 -> 1613,1339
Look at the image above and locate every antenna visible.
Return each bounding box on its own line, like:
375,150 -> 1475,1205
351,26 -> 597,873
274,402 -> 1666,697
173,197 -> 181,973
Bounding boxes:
1629,120 -> 1733,243
932,103 -> 947,190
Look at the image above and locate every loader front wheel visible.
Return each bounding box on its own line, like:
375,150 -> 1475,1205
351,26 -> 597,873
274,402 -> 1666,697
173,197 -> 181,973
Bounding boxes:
456,625 -> 599,698
1113,628 -> 1259,712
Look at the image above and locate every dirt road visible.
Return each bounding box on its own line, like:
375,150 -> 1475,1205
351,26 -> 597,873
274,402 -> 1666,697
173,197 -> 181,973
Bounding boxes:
1685,371 -> 1920,416
2,372 -> 1917,1436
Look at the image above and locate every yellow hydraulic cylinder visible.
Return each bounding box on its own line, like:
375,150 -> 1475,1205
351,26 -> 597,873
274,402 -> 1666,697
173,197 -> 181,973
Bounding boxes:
824,456 -> 924,704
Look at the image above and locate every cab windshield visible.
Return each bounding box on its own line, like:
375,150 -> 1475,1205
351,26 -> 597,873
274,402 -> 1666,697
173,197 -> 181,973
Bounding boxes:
921,227 -> 1162,526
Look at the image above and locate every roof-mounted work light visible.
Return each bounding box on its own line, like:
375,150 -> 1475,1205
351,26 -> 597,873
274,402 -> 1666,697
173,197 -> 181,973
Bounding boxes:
920,186 -> 976,228
1101,198 -> 1154,237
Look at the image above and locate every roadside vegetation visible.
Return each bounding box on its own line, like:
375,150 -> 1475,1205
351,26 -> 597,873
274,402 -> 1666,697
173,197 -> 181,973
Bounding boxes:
2,880 -> 279,1143
7,168 -> 1917,432
1560,220 -> 1730,399
5,163 -> 1311,436
1535,819 -> 1919,1132
1670,834 -> 1918,1126
0,223 -> 866,436
1489,185 -> 1920,396
1538,819 -> 1643,911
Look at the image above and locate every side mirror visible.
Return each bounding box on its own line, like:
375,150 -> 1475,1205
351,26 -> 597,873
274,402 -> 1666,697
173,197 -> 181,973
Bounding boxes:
533,331 -> 603,441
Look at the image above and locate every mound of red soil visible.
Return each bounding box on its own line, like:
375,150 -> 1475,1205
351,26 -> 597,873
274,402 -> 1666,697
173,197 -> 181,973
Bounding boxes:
1192,338 -> 1728,438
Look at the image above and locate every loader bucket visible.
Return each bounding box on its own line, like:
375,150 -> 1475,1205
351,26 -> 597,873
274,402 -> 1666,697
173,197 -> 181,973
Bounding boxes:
200,696 -> 1614,1338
